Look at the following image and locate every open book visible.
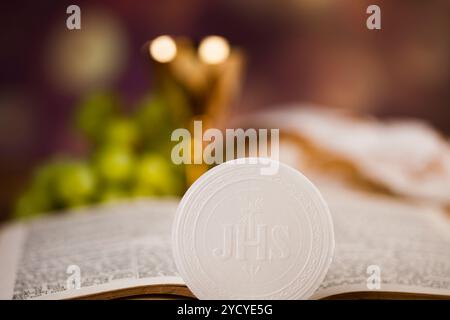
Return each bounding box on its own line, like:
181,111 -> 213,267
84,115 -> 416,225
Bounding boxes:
1,183 -> 449,300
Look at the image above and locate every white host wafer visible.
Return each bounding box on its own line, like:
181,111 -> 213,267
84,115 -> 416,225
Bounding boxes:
172,158 -> 334,299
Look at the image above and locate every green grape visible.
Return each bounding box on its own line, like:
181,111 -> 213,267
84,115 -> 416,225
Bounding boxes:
75,92 -> 119,142
29,161 -> 66,207
133,153 -> 183,196
130,183 -> 158,198
23,160 -> 80,213
135,96 -> 174,149
54,162 -> 96,207
101,117 -> 139,148
32,164 -> 55,191
13,188 -> 51,219
98,187 -> 128,204
94,146 -> 134,184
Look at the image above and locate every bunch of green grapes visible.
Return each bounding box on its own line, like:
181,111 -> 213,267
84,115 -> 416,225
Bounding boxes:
14,160 -> 97,218
14,90 -> 190,219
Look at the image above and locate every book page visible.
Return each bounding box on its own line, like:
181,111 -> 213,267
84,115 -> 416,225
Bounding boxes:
312,183 -> 450,299
0,223 -> 26,299
1,199 -> 182,300
2,183 -> 449,300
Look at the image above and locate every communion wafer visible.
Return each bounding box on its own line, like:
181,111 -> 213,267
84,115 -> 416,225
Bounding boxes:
172,158 -> 334,299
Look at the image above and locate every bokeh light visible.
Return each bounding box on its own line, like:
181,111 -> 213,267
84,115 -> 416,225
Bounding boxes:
198,36 -> 230,65
149,35 -> 177,63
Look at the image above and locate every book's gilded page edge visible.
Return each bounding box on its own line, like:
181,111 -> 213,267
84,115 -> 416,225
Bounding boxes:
34,276 -> 185,300
0,223 -> 26,299
312,284 -> 450,300
74,284 -> 194,300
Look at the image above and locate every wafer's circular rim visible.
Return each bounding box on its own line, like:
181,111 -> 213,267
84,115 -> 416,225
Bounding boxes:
172,158 -> 334,299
